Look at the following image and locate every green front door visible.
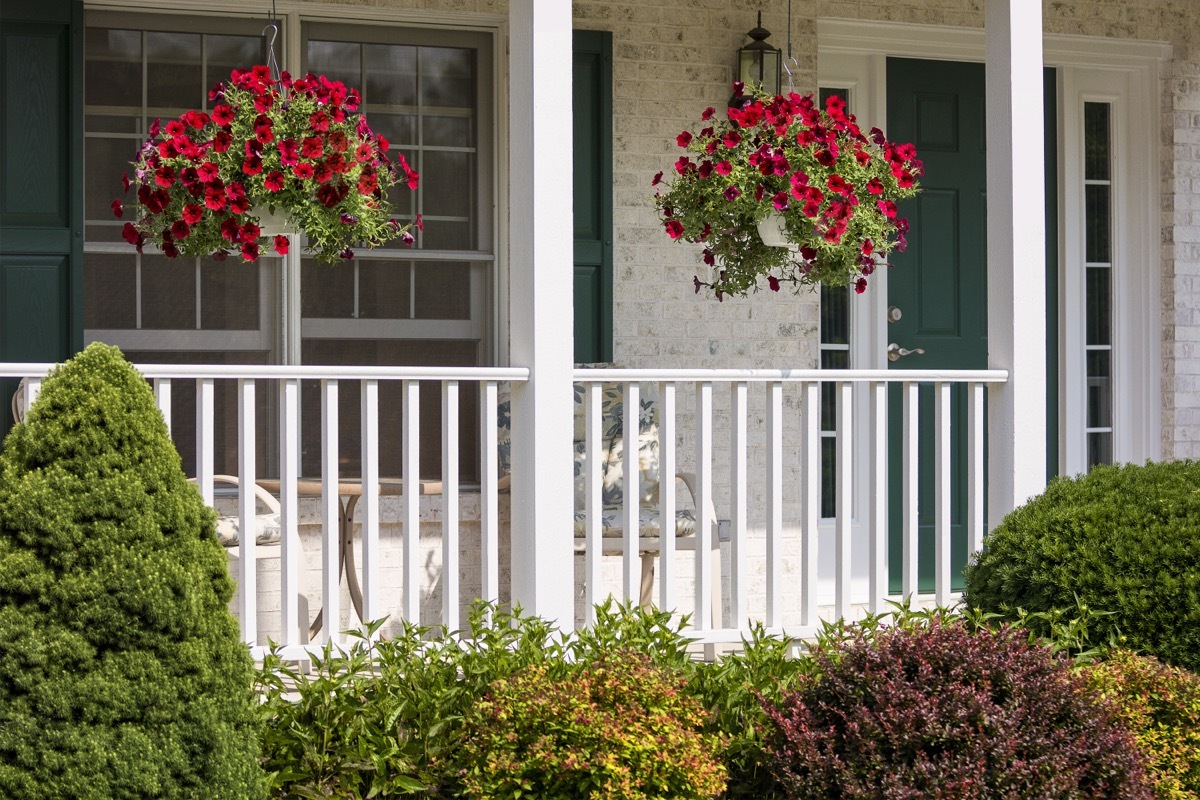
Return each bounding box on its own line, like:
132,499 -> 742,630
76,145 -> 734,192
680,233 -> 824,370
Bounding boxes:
885,58 -> 988,593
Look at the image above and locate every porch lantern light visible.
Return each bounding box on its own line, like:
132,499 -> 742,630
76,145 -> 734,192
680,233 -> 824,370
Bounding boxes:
736,12 -> 781,98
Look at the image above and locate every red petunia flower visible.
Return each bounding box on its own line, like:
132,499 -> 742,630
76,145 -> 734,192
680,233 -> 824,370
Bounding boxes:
182,203 -> 204,225
677,131 -> 693,148
355,142 -> 373,163
309,110 -> 329,132
154,166 -> 176,188
253,93 -> 273,114
665,219 -> 685,239
111,198 -> 123,218
314,162 -> 333,184
205,184 -> 228,211
301,137 -> 324,159
121,222 -> 139,244
723,185 -> 740,202
212,131 -> 233,153
701,106 -> 716,121
241,241 -> 259,261
292,163 -> 314,180
264,171 -> 285,192
212,104 -> 234,126
651,171 -> 663,186
855,277 -> 868,294
121,172 -> 131,193
273,235 -> 289,255
242,155 -> 263,176
198,161 -> 219,182
165,119 -> 186,138
171,220 -> 190,239
768,275 -> 781,291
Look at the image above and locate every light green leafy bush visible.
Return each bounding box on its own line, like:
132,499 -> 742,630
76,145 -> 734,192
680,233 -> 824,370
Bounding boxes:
459,652 -> 725,800
1086,649 -> 1200,800
0,343 -> 263,798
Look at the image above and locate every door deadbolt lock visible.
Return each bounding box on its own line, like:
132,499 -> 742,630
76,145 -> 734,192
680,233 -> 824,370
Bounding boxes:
887,306 -> 903,323
887,342 -> 926,362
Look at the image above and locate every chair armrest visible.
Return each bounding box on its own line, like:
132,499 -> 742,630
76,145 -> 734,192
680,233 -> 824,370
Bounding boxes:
190,474 -> 282,515
674,472 -> 720,534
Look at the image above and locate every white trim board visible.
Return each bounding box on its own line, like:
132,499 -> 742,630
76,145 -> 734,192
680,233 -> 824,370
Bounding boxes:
818,18 -> 1172,66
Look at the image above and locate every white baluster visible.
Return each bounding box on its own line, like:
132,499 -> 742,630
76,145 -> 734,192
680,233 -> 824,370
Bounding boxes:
902,381 -> 920,598
402,379 -> 420,622
237,379 -> 257,644
658,381 -> 677,613
765,381 -> 783,627
154,379 -> 171,433
800,381 -> 820,627
935,381 -> 952,606
869,381 -> 889,613
442,380 -> 460,630
968,382 -> 986,557
836,381 -> 853,620
321,380 -> 339,644
585,382 -> 602,624
279,379 -> 301,647
695,381 -> 713,630
622,381 -> 640,603
481,380 -> 500,607
196,378 -> 214,506
729,380 -> 748,627
361,379 -> 380,629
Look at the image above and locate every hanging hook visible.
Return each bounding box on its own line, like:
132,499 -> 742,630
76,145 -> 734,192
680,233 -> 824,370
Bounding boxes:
783,0 -> 796,93
262,0 -> 282,87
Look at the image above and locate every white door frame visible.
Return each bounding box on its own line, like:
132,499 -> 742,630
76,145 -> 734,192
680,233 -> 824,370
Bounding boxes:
818,19 -> 1167,476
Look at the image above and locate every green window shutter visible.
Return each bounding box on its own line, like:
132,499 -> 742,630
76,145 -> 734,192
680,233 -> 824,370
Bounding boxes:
0,0 -> 83,366
572,29 -> 613,364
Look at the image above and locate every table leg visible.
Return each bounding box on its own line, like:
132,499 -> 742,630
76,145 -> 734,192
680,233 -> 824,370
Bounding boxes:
308,494 -> 365,639
342,494 -> 365,621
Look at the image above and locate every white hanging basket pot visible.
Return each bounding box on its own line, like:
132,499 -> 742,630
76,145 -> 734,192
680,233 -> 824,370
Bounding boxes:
756,211 -> 800,252
253,203 -> 300,236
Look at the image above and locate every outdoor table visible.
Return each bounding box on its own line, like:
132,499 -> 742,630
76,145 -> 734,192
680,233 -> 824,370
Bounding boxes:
257,477 -> 443,637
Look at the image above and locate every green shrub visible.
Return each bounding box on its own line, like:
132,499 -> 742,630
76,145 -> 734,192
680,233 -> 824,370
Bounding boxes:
687,624 -> 809,800
1086,650 -> 1200,800
761,618 -> 1153,799
257,601 -> 699,799
964,461 -> 1200,671
0,343 -> 263,798
458,652 -> 726,800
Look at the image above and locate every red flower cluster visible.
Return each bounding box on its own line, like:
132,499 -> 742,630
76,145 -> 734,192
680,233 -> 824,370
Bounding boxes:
654,87 -> 922,298
119,65 -> 419,263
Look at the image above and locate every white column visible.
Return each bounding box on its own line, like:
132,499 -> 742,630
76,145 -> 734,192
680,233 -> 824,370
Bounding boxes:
986,0 -> 1047,527
508,0 -> 576,631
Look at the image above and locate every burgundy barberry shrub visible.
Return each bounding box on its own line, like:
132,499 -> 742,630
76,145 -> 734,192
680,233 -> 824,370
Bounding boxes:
458,651 -> 725,800
761,620 -> 1153,800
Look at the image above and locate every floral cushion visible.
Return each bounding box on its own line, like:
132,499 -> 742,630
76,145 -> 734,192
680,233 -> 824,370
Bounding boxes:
495,380 -> 670,520
214,513 -> 283,547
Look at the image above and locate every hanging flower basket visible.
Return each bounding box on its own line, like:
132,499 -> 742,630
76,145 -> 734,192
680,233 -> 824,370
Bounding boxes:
113,65 -> 421,263
653,84 -> 922,298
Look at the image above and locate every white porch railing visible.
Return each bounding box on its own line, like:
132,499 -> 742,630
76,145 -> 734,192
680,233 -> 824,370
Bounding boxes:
572,368 -> 1008,644
2,363 -> 1007,656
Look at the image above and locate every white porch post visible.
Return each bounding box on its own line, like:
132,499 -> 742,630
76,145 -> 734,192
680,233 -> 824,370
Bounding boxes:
508,0 -> 576,630
985,0 -> 1047,527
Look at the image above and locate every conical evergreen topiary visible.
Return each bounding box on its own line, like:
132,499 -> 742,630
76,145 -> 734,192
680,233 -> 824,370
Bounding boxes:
0,343 -> 264,798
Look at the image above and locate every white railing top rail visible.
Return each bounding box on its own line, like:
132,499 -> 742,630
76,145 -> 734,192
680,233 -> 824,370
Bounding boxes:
574,367 -> 1009,383
0,363 -> 530,382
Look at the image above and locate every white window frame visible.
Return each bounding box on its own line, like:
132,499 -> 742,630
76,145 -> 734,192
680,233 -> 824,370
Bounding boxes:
819,19 -> 1166,477
82,0 -> 508,367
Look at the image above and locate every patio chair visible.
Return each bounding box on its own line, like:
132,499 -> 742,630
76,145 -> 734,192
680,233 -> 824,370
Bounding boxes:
192,474 -> 311,643
10,377 -> 28,424
497,382 -> 724,615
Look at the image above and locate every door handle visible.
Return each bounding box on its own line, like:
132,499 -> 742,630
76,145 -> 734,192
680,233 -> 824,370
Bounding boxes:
887,342 -> 926,362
